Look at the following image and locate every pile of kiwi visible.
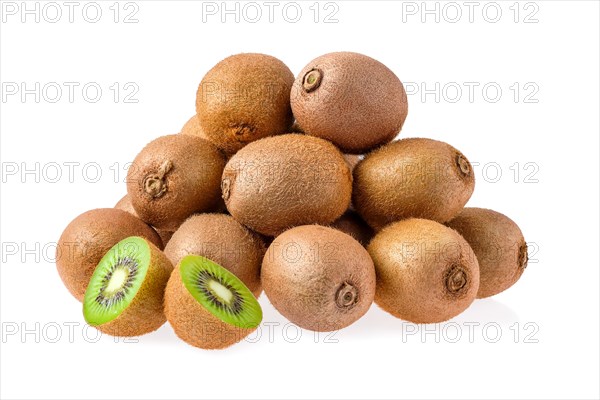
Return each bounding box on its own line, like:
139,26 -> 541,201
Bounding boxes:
56,51 -> 529,349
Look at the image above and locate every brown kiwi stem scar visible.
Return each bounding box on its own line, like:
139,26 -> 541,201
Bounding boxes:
231,123 -> 256,142
302,69 -> 323,93
143,160 -> 173,198
518,242 -> 529,270
456,154 -> 471,176
445,266 -> 468,294
335,282 -> 358,309
221,177 -> 231,201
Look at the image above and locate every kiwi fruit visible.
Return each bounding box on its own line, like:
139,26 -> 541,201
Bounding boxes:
368,218 -> 479,323
164,214 -> 265,297
446,208 -> 528,298
127,134 -> 226,231
83,236 -> 173,336
330,210 -> 374,247
155,230 -> 175,247
164,255 -> 262,349
180,115 -> 207,139
115,194 -> 138,216
115,194 -> 177,246
343,154 -> 362,172
56,208 -> 163,301
291,52 -> 408,154
289,121 -> 304,133
222,134 -> 352,236
353,138 -> 475,230
262,225 -> 376,331
195,53 -> 294,155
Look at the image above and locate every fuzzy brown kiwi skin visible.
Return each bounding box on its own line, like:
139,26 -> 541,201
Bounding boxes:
329,210 -> 374,247
127,134 -> 226,231
368,218 -> 480,324
353,138 -> 475,230
222,134 -> 352,237
56,208 -> 163,301
115,194 -> 176,247
262,225 -> 376,332
343,154 -> 362,172
164,214 -> 265,298
196,53 -> 295,155
289,121 -> 305,133
180,115 -> 207,139
164,266 -> 257,349
447,208 -> 528,299
115,194 -> 138,216
291,52 -> 408,154
92,240 -> 173,337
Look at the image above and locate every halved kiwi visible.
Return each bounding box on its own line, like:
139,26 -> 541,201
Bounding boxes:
164,255 -> 262,349
164,214 -> 265,297
83,236 -> 173,336
56,208 -> 163,301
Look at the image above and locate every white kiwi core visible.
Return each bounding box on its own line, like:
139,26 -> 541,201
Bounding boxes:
208,279 -> 234,304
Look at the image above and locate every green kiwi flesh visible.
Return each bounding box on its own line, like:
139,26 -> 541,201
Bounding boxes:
56,208 -> 163,301
164,214 -> 265,297
164,255 -> 262,349
83,236 -> 173,336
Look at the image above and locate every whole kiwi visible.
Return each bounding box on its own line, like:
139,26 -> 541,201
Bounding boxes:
127,134 -> 226,231
262,225 -> 376,332
330,210 -> 374,247
196,53 -> 294,154
368,218 -> 480,324
164,214 -> 265,297
447,208 -> 528,298
343,154 -> 362,172
180,115 -> 208,140
56,208 -> 162,301
353,138 -> 475,230
115,194 -> 175,246
289,121 -> 304,133
291,52 -> 408,154
222,134 -> 352,236
115,194 -> 138,216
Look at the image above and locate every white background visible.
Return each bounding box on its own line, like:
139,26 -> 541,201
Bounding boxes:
1,1 -> 599,399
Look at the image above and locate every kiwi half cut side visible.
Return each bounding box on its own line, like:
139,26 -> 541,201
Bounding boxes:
164,255 -> 262,349
83,236 -> 173,337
